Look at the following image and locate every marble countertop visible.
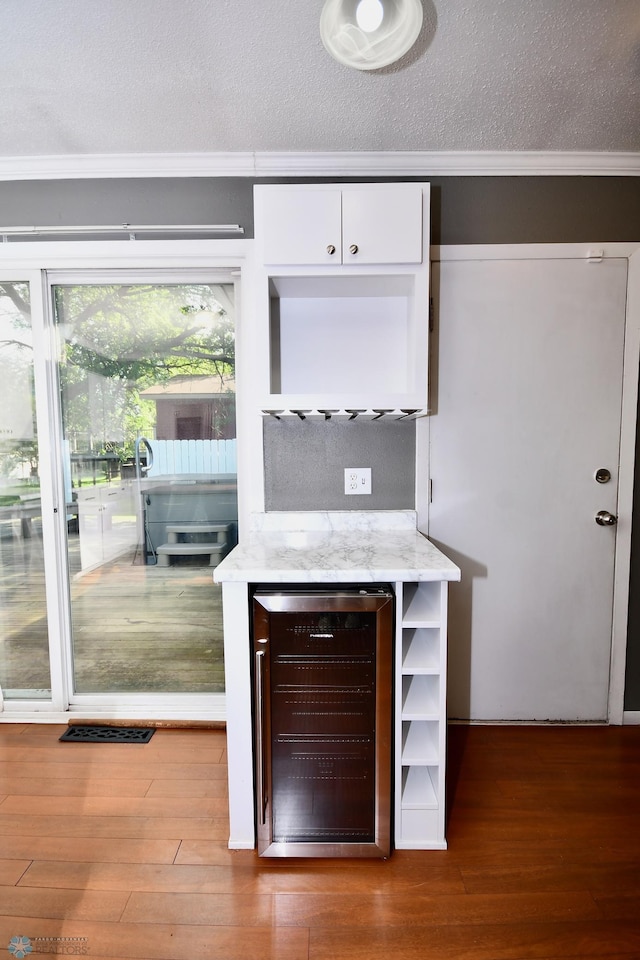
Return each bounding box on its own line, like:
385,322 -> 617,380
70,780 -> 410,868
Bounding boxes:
213,512 -> 460,583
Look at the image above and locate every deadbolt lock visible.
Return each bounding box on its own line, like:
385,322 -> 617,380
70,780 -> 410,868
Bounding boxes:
595,468 -> 611,484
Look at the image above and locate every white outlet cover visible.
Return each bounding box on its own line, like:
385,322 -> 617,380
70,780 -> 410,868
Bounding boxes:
344,467 -> 372,495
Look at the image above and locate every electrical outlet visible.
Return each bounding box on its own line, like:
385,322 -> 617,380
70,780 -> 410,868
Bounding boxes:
344,467 -> 372,495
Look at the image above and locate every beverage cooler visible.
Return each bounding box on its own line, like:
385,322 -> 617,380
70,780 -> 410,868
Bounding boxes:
251,584 -> 394,858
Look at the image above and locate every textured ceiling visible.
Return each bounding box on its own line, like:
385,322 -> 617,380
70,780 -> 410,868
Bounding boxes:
3,0 -> 640,158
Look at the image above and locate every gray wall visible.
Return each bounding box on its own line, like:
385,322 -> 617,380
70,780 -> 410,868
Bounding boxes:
2,176 -> 640,243
264,418 -> 416,511
0,178 -> 255,237
2,173 -> 640,707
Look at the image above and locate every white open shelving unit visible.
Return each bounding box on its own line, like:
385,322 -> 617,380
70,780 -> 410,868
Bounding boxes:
395,580 -> 449,849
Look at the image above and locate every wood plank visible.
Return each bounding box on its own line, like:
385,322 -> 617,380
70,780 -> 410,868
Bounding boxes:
308,921 -> 640,960
0,815 -> 228,841
0,777 -> 153,798
274,890 -> 600,926
144,778 -> 227,798
220,855 -> 466,897
1,836 -> 180,864
0,742 -> 226,764
18,860 -> 261,894
0,887 -> 129,922
0,795 -> 229,819
0,918 -> 309,960
121,891 -> 275,926
0,544 -> 227,693
593,892 -> 640,921
0,859 -> 31,886
0,760 -> 227,781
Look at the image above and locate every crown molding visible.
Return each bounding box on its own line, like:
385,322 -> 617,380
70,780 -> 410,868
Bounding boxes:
254,151 -> 640,177
0,152 -> 257,180
1,150 -> 640,181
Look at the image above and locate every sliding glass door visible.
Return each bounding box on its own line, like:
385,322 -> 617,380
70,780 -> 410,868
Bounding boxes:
0,281 -> 51,699
52,280 -> 237,696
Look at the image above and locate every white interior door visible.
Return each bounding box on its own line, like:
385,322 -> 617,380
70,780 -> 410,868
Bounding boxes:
429,255 -> 628,721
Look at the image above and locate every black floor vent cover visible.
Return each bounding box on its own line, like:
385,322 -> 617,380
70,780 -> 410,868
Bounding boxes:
59,725 -> 155,744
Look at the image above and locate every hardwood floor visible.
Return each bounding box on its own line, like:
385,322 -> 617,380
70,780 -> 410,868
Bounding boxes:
0,722 -> 639,959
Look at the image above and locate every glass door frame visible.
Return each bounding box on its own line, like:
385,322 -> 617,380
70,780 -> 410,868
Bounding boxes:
0,240 -> 254,722
0,267 -> 69,714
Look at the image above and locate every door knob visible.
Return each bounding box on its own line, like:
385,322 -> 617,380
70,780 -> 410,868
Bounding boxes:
595,510 -> 617,526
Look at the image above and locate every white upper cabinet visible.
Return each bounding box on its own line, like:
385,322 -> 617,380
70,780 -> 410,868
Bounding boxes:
256,183 -> 423,266
252,181 -> 430,415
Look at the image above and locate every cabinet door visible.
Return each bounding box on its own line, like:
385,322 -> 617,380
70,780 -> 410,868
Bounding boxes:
342,185 -> 423,264
258,187 -> 342,265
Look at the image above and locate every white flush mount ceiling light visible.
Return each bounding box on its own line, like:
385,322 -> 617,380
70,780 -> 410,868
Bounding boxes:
320,0 -> 423,70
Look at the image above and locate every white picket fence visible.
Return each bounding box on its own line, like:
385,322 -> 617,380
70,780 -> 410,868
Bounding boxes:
146,439 -> 237,477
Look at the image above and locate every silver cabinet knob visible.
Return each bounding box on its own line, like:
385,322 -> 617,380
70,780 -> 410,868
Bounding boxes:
326,244 -> 336,255
595,510 -> 618,526
349,243 -> 359,255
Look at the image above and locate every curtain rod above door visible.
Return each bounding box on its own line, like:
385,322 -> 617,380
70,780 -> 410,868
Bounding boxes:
1,224 -> 245,241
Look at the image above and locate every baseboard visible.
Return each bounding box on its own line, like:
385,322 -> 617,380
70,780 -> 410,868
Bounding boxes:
623,711 -> 640,724
67,718 -> 226,729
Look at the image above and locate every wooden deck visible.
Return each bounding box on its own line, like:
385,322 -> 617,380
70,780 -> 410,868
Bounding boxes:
0,722 -> 639,959
70,559 -> 225,693
0,526 -> 224,694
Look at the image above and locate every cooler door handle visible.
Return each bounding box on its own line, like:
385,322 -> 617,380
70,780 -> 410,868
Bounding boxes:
255,648 -> 267,825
